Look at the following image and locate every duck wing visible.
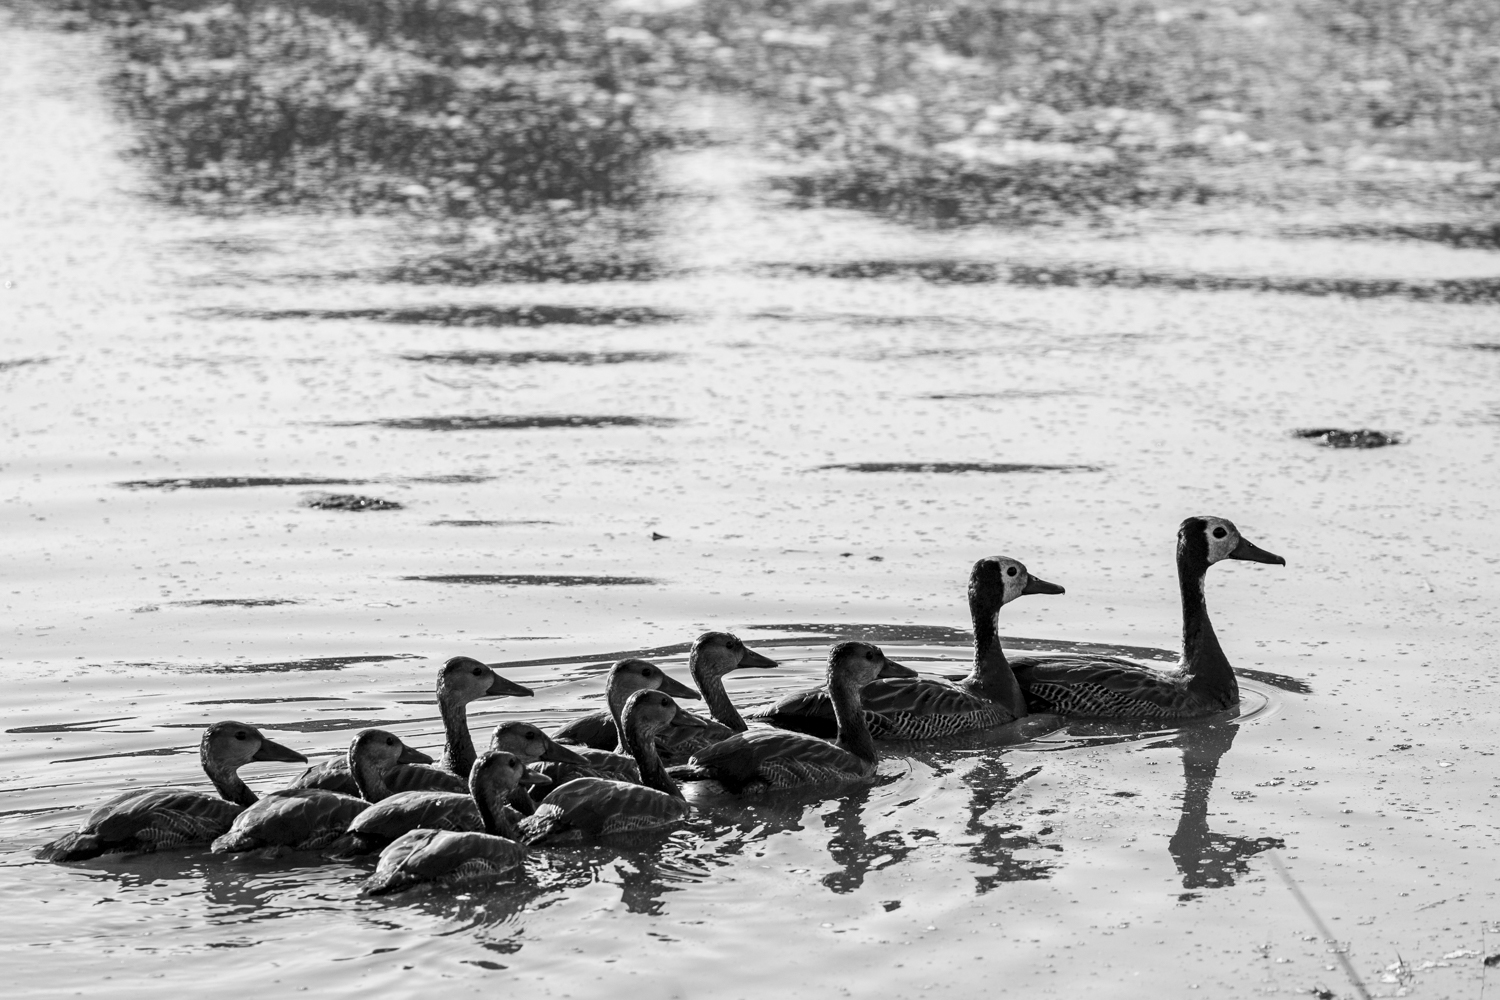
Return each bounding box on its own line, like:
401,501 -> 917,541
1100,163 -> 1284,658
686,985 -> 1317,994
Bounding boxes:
329,791 -> 480,855
383,764 -> 468,794
517,777 -> 686,844
40,787 -> 242,861
285,758 -> 358,795
1011,655 -> 1196,718
533,750 -> 640,792
676,729 -> 865,790
653,710 -> 735,761
211,789 -> 368,853
741,688 -> 839,739
363,829 -> 525,895
551,711 -> 617,751
745,680 -> 1014,740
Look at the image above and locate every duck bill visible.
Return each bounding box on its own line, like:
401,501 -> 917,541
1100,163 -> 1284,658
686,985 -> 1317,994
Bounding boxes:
1022,575 -> 1066,596
657,672 -> 702,701
397,744 -> 434,765
251,738 -> 308,764
1229,536 -> 1286,566
877,658 -> 919,679
486,673 -> 534,697
541,740 -> 589,765
670,707 -> 710,728
520,768 -> 552,789
738,647 -> 780,669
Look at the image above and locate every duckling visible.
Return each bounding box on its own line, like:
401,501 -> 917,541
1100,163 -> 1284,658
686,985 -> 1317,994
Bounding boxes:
516,691 -> 704,845
328,760 -> 548,857
652,631 -> 780,760
1011,516 -> 1284,719
211,729 -> 428,854
287,656 -> 532,795
746,557 -> 1058,740
487,721 -> 589,815
362,752 -> 530,896
671,641 -> 908,792
535,659 -> 701,788
38,721 -> 306,862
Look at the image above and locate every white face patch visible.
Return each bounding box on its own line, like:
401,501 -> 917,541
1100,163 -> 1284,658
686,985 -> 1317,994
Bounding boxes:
1201,517 -> 1241,564
993,557 -> 1029,605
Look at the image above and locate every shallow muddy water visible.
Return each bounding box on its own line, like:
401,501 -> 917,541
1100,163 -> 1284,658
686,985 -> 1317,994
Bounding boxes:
4,13 -> 1500,1000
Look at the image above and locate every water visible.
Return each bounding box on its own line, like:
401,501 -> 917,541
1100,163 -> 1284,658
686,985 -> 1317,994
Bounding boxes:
4,12 -> 1500,999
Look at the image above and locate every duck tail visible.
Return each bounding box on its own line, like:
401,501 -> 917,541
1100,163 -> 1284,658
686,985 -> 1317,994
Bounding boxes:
37,831 -> 103,862
361,869 -> 417,896
740,703 -> 776,721
665,764 -> 713,782
210,829 -> 257,854
324,832 -> 377,860
515,812 -> 563,846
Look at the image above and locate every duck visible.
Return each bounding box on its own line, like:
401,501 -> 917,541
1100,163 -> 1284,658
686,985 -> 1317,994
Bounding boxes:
362,752 -> 530,896
670,641 -> 909,792
651,631 -> 780,760
487,721 -> 589,815
286,656 -> 532,795
534,659 -> 702,788
211,729 -> 428,854
745,557 -> 1060,740
516,690 -> 703,844
1010,516 -> 1284,719
329,753 -> 549,857
38,721 -> 307,862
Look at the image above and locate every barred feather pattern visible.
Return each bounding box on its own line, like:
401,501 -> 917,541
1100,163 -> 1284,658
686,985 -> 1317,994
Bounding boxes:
680,729 -> 874,791
287,760 -> 464,796
1013,656 -> 1232,719
747,679 -> 1019,741
40,788 -> 244,860
211,789 -> 368,853
330,791 -> 482,854
363,829 -> 524,895
516,777 -> 686,845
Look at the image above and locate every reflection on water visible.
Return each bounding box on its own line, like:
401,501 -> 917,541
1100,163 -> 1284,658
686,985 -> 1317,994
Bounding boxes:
197,305 -> 683,327
400,574 -> 660,587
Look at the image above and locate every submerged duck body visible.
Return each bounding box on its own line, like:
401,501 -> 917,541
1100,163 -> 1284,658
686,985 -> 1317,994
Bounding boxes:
748,558 -> 1061,741
38,722 -> 306,862
1013,516 -> 1284,719
674,642 -> 906,792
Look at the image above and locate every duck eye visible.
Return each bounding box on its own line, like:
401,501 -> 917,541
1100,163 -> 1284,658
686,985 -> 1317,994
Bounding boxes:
1007,566 -> 1018,577
472,668 -> 482,676
1213,527 -> 1227,539
235,732 -> 247,740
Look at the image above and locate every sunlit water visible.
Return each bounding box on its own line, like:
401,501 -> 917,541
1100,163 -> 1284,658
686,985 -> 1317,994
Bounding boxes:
4,13 -> 1500,999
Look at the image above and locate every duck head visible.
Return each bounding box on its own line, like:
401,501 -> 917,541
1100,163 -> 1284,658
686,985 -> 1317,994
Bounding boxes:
689,631 -> 779,679
826,640 -> 912,689
439,656 -> 535,706
348,729 -> 432,770
621,689 -> 704,740
1179,516 -> 1285,568
488,720 -> 588,765
200,720 -> 306,769
606,658 -> 701,702
969,555 -> 1066,615
470,751 -> 549,797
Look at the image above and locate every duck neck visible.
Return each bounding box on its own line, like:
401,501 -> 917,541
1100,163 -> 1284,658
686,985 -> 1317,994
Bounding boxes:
693,660 -> 746,733
622,720 -> 681,798
829,675 -> 878,765
606,677 -> 632,753
963,599 -> 1027,716
438,694 -> 476,777
474,779 -> 520,839
1178,552 -> 1237,703
202,753 -> 256,807
350,749 -> 393,802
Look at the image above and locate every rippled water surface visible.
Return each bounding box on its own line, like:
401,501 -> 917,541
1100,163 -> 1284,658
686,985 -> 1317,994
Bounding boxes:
4,13 -> 1500,1000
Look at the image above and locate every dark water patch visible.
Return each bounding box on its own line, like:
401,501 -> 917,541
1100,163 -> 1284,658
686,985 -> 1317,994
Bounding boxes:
263,717 -> 416,735
1292,428 -> 1404,449
814,462 -> 1101,474
750,311 -> 981,330
196,654 -> 420,674
429,520 -> 558,527
766,259 -> 1500,304
1235,667 -> 1313,695
325,415 -> 678,431
8,717 -> 136,735
401,350 -> 679,367
923,390 -> 1081,400
205,305 -> 681,327
383,246 -> 662,285
54,747 -> 190,764
403,574 -> 660,587
186,697 -> 345,705
1469,343 -> 1500,352
1279,221 -> 1500,250
303,492 -> 405,511
739,624 -> 1182,665
119,476 -> 366,490
172,599 -> 300,607
0,357 -> 52,371
402,474 -> 496,484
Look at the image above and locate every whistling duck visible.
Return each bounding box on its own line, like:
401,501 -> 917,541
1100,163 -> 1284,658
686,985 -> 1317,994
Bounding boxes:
211,729 -> 428,853
672,641 -> 908,791
746,557 -> 1059,739
1012,516 -> 1284,718
287,656 -> 532,795
38,721 -> 306,862
652,631 -> 780,760
487,721 -> 589,815
517,691 -> 703,844
362,752 -> 530,895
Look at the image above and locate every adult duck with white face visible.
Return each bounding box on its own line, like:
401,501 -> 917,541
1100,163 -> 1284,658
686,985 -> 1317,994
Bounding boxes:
1011,516 -> 1285,718
362,751 -> 531,895
745,558 -> 1059,740
286,656 -> 532,795
38,721 -> 307,862
212,729 -> 428,854
517,690 -> 704,845
672,641 -> 909,792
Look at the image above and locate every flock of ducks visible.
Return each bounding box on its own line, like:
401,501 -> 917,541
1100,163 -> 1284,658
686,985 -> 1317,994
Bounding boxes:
39,515 -> 1283,897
